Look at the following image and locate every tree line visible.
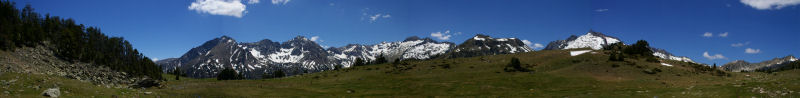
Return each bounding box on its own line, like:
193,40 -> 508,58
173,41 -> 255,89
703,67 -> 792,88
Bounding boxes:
0,1 -> 162,79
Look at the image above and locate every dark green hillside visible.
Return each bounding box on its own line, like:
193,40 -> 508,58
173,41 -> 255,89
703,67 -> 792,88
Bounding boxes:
0,1 -> 161,79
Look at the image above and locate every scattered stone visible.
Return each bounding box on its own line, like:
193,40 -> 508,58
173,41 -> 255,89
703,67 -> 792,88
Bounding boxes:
41,88 -> 60,97
346,89 -> 355,94
144,92 -> 152,95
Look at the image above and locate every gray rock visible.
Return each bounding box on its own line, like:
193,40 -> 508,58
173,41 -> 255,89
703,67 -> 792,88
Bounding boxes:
41,88 -> 60,97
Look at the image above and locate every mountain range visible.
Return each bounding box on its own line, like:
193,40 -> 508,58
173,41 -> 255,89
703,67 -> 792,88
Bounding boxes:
157,34 -> 530,78
722,56 -> 798,72
160,30 -> 786,79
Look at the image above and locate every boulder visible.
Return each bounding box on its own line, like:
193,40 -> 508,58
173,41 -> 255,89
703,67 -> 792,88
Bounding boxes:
41,88 -> 60,97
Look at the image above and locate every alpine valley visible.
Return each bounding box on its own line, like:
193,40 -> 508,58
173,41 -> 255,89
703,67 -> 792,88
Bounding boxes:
4,0 -> 800,97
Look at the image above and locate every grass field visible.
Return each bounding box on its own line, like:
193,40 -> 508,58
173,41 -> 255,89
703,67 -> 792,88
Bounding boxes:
3,50 -> 800,97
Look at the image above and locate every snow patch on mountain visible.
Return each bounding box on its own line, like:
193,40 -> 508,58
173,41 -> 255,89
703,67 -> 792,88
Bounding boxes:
473,36 -> 486,41
570,50 -> 592,56
661,63 -> 673,67
403,42 -> 451,59
268,48 -> 304,63
249,48 -> 265,59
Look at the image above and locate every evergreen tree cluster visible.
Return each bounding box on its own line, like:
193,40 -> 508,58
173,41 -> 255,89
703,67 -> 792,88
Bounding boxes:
604,40 -> 658,63
0,1 -> 162,79
373,54 -> 388,64
261,69 -> 286,79
173,69 -> 183,80
757,61 -> 800,73
353,58 -> 366,66
504,57 -> 529,72
217,68 -> 244,80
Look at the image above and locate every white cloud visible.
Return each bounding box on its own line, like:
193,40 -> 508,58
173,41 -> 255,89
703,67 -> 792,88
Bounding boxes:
594,9 -> 609,12
247,0 -> 260,4
430,30 -> 454,40
702,32 -> 713,37
521,40 -> 544,49
534,43 -> 544,49
368,14 -> 391,23
361,8 -> 392,23
521,40 -> 532,47
745,48 -> 761,54
189,0 -> 247,18
741,0 -> 800,10
310,36 -> 320,42
271,0 -> 291,5
731,42 -> 751,47
703,51 -> 727,60
152,58 -> 159,61
718,32 -> 729,37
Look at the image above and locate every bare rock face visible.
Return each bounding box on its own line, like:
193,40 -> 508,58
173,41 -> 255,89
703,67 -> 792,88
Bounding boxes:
41,88 -> 60,97
446,34 -> 533,58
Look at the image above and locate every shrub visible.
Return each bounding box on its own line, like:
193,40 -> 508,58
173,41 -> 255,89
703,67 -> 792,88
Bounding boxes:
644,68 -> 662,74
172,68 -> 181,80
353,58 -> 365,66
334,64 -> 343,70
505,57 -> 529,72
217,68 -> 240,80
272,70 -> 286,78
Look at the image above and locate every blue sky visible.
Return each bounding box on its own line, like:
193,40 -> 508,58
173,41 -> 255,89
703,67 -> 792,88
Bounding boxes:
10,0 -> 800,65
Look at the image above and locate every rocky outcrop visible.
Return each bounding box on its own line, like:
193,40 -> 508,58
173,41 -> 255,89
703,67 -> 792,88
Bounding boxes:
41,88 -> 60,97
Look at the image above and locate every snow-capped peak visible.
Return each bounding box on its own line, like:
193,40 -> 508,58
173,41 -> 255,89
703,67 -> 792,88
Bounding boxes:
544,31 -> 621,50
564,32 -> 620,50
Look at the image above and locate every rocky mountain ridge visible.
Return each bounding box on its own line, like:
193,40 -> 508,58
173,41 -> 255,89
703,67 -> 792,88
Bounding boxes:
722,56 -> 797,72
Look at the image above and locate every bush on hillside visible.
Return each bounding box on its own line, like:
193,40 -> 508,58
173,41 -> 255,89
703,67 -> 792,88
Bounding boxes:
504,57 -> 529,72
353,58 -> 365,66
217,68 -> 242,80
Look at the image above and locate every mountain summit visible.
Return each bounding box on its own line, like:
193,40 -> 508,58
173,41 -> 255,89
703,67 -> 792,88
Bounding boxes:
544,30 -> 621,50
543,30 -> 694,62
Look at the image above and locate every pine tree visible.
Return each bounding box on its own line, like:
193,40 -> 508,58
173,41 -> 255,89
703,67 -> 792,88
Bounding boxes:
334,64 -> 343,70
713,63 -> 717,69
393,58 -> 400,65
273,69 -> 286,78
375,54 -> 387,64
505,57 -> 528,72
173,68 -> 181,80
217,68 -> 238,80
354,58 -> 365,66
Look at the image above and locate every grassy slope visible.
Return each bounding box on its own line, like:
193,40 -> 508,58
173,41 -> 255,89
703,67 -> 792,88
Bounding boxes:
3,50 -> 800,97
